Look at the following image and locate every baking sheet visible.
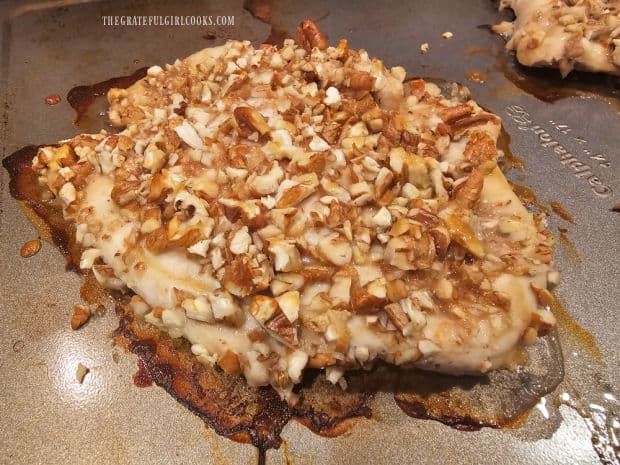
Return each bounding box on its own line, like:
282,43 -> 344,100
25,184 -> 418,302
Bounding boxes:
0,0 -> 618,464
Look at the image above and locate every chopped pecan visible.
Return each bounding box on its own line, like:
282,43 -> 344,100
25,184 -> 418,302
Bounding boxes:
341,93 -> 377,117
233,106 -> 270,136
382,112 -> 403,144
71,304 -> 91,330
317,234 -> 352,266
71,162 -> 95,189
408,78 -> 426,99
144,227 -> 202,254
384,234 -> 436,270
444,214 -> 484,258
386,279 -> 408,302
227,144 -> 265,171
20,239 -> 41,258
299,265 -> 334,282
308,352 -> 337,368
147,173 -> 171,203
349,71 -> 376,91
296,19 -> 329,51
218,350 -> 242,376
430,226 -> 451,259
452,170 -> 484,208
111,180 -> 141,206
384,303 -> 409,333
463,131 -> 497,166
222,255 -> 258,297
531,284 -> 554,307
439,104 -> 473,123
321,122 -> 342,144
451,114 -> 499,133
249,295 -> 299,346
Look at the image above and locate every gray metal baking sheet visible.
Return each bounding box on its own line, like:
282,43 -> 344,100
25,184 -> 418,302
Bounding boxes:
0,1 -> 618,464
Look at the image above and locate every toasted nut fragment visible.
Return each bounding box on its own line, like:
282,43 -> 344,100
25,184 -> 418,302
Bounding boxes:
111,180 -> 140,206
439,104 -> 473,123
375,167 -> 394,198
275,290 -> 300,322
249,162 -> 284,195
430,226 -> 450,258
20,239 -> 41,258
349,71 -> 376,90
530,308 -> 556,334
464,131 -> 497,166
234,106 -> 270,136
92,265 -> 125,290
372,207 -> 392,228
351,282 -> 386,313
296,19 -> 329,51
276,174 -> 318,207
444,214 -> 484,258
384,303 -> 409,333
229,226 -> 252,255
530,284 -> 554,307
71,304 -> 91,330
270,273 -> 304,295
266,310 -> 299,342
268,240 -> 302,272
329,273 -> 352,304
75,362 -> 90,384
223,255 -> 261,297
249,295 -> 278,322
435,278 -> 454,300
386,279 -> 408,302
55,144 -> 78,166
218,350 -> 242,376
452,170 -> 484,208
308,352 -> 337,368
384,234 -> 435,270
299,265 -> 334,282
252,296 -> 300,346
317,234 -> 352,266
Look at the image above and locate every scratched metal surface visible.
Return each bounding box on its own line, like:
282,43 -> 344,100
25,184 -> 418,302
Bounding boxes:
0,0 -> 618,464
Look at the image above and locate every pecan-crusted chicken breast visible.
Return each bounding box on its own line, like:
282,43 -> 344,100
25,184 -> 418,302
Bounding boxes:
494,0 -> 620,76
32,23 -> 558,402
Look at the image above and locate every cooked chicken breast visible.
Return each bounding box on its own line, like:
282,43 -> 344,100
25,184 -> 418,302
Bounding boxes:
33,24 -> 557,402
494,0 -> 620,76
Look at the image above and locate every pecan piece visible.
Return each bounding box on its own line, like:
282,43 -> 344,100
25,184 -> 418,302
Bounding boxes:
111,180 -> 141,206
349,71 -> 376,91
233,106 -> 270,136
71,304 -> 91,330
463,131 -> 497,166
444,214 -> 484,258
452,170 -> 484,208
451,114 -> 499,133
384,303 -> 409,333
20,239 -> 41,258
249,295 -> 299,346
218,350 -> 242,376
296,19 -> 329,51
439,103 -> 473,123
